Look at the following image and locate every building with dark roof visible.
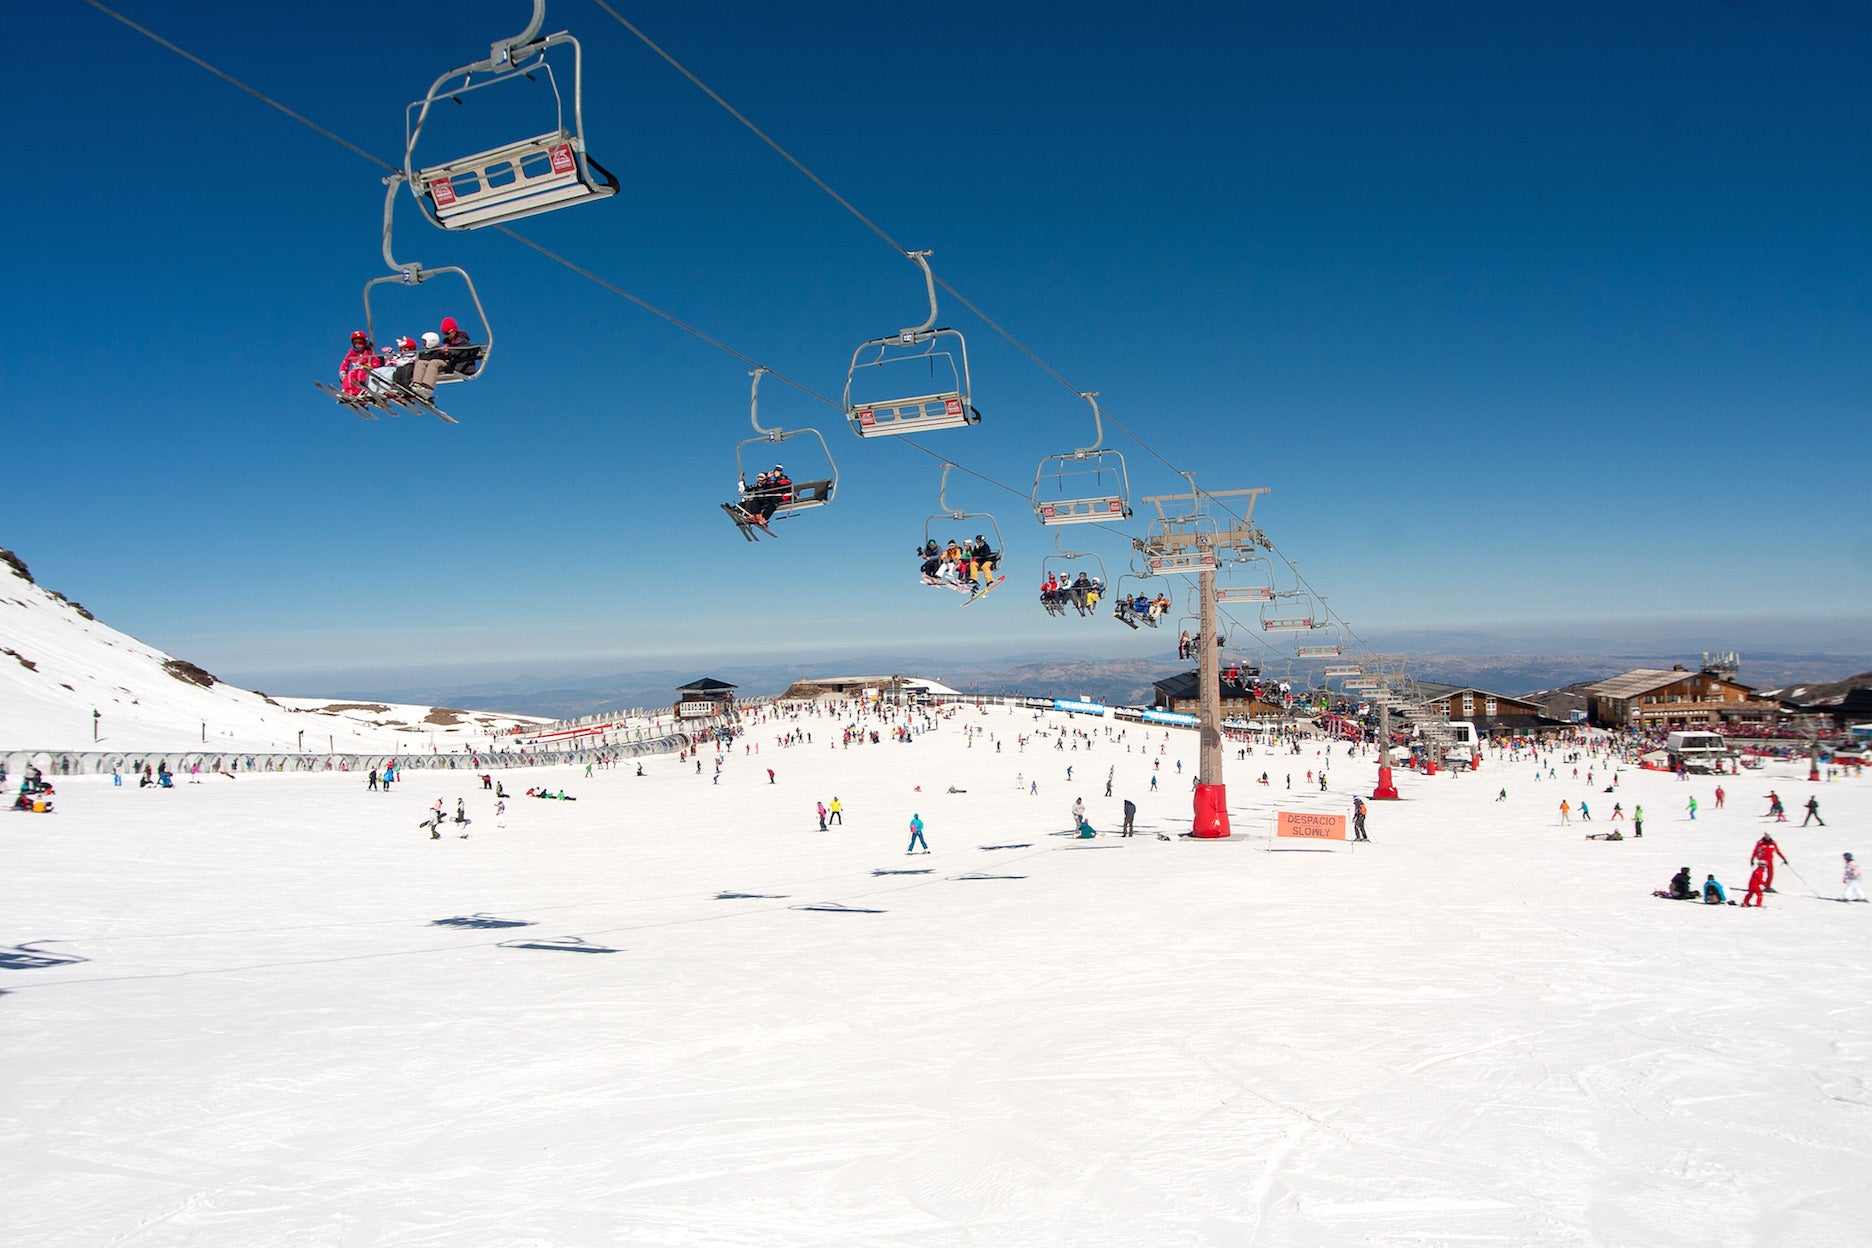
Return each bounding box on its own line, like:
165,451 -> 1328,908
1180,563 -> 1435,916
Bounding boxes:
1585,666 -> 1774,731
1418,688 -> 1569,737
674,677 -> 737,719
1151,670 -> 1284,719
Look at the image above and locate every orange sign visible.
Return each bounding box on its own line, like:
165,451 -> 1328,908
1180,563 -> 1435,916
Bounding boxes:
1275,811 -> 1347,840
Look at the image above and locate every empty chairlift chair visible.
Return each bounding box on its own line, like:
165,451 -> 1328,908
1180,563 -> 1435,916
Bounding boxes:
845,251 -> 980,437
404,10 -> 618,232
1032,393 -> 1132,525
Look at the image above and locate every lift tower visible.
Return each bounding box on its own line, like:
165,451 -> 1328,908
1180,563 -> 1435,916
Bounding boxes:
1135,484 -> 1270,838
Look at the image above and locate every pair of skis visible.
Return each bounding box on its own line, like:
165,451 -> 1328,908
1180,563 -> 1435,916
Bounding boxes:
316,378 -> 458,424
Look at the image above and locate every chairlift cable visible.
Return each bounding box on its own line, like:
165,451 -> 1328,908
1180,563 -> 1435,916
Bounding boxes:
81,1 -> 1370,667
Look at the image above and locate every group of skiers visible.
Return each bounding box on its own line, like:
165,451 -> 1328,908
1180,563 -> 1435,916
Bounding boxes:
917,536 -> 1000,596
336,316 -> 477,403
1655,833 -> 1865,905
1039,571 -> 1106,616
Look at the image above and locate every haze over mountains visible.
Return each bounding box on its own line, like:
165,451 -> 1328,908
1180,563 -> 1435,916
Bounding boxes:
6,542 -> 1869,730
310,649 -> 1872,723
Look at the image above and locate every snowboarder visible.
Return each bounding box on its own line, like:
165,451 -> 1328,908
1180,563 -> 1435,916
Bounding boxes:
1843,853 -> 1866,903
1703,875 -> 1728,905
906,813 -> 927,854
1660,867 -> 1696,900
1802,796 -> 1824,827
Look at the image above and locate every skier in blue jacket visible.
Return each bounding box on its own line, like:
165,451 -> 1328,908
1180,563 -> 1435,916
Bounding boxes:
906,813 -> 927,854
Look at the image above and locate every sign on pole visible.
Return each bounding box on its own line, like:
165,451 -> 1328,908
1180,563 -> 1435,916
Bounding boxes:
1275,811 -> 1348,841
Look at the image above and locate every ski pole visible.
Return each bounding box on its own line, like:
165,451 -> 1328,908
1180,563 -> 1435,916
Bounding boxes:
1779,862 -> 1822,898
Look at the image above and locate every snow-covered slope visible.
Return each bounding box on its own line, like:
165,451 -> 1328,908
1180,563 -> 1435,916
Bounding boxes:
0,549 -> 545,751
5,706 -> 1869,1245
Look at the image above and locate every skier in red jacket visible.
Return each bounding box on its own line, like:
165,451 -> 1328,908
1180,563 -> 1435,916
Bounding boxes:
1751,834 -> 1789,891
1741,862 -> 1769,907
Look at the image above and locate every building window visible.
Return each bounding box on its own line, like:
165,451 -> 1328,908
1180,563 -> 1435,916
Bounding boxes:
1461,693 -> 1474,715
1485,698 -> 1497,716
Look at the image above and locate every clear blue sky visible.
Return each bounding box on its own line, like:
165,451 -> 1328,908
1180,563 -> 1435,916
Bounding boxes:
5,1 -> 1868,691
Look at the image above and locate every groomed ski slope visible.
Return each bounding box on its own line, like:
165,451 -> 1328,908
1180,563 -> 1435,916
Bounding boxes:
4,704 -> 1868,1247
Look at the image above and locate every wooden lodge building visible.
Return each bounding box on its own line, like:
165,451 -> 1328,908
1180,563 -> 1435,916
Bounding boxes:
1585,665 -> 1776,732
1416,688 -> 1567,738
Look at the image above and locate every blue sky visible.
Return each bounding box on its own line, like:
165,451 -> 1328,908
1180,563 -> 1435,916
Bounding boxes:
4,1 -> 1868,691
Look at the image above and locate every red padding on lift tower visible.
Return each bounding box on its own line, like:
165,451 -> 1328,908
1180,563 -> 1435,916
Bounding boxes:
1372,765 -> 1400,800
1192,783 -> 1231,838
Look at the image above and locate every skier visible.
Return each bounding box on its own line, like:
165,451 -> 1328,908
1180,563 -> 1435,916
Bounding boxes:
1352,797 -> 1368,842
1741,862 -> 1768,908
817,801 -> 828,831
1121,798 -> 1137,837
1686,795 -> 1697,821
368,768 -> 379,792
1802,796 -> 1825,827
1610,802 -> 1623,820
1559,800 -> 1571,825
1751,834 -> 1788,892
1580,801 -> 1592,822
1071,797 -> 1085,830
1633,804 -> 1644,838
1714,785 -> 1725,809
1843,853 -> 1866,903
906,813 -> 927,854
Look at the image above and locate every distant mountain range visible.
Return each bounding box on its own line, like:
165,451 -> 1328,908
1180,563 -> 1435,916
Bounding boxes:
326,649 -> 1872,722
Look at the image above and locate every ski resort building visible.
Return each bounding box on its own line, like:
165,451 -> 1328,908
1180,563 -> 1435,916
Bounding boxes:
1416,688 -> 1567,738
1585,664 -> 1776,731
673,677 -> 737,720
1151,670 -> 1285,720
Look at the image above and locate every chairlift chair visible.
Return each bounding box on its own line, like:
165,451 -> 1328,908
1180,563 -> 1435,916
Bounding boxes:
319,178 -> 491,424
1296,645 -> 1343,658
1032,393 -> 1132,524
1323,664 -> 1364,678
1109,573 -> 1164,630
917,465 -> 1005,605
1137,513 -> 1220,576
724,368 -> 838,540
1038,535 -> 1108,619
404,6 -> 618,231
1260,592 -> 1321,632
845,251 -> 980,437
